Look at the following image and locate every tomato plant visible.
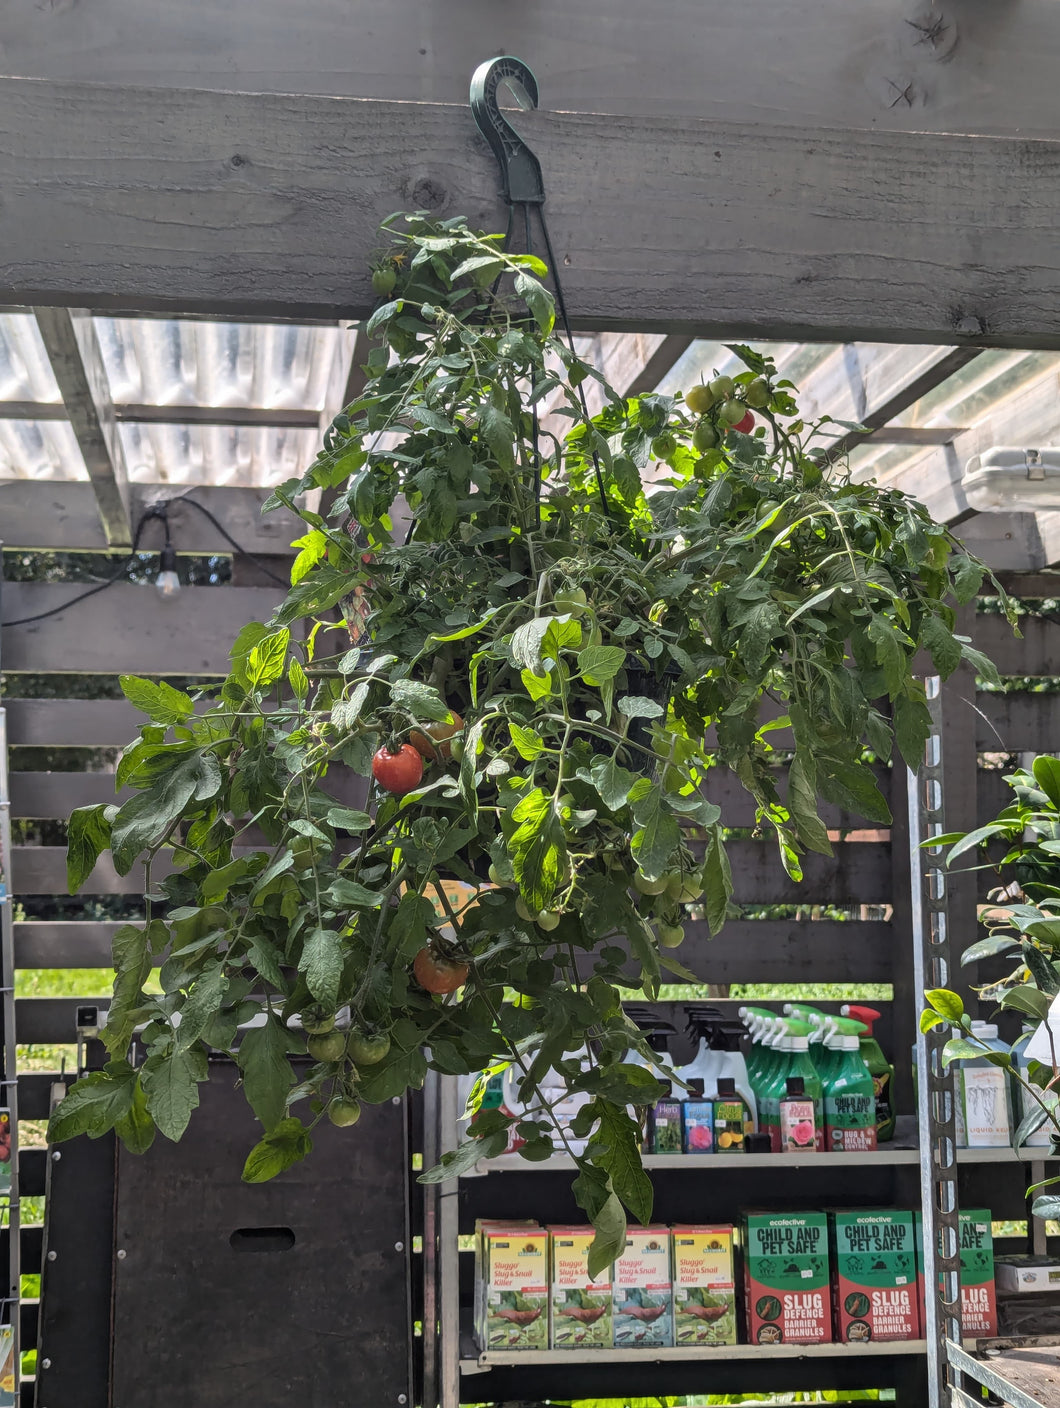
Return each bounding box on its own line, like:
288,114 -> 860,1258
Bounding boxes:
52,212 -> 1009,1272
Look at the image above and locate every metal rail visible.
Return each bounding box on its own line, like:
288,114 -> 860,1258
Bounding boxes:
909,675 -> 962,1408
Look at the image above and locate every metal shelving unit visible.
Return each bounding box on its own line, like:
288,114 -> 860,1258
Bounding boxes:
0,554 -> 22,1406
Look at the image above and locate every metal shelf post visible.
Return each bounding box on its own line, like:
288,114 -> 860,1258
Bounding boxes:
909,674 -> 962,1408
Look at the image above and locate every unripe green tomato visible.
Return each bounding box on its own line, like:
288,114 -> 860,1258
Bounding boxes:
745,377 -> 771,409
667,873 -> 705,902
515,896 -> 537,923
651,432 -> 677,459
372,266 -> 397,297
684,383 -> 715,415
302,1005 -> 336,1035
449,736 -> 464,762
308,1030 -> 347,1063
757,499 -> 781,521
659,922 -> 685,948
719,399 -> 746,426
347,1030 -> 391,1065
709,375 -> 735,401
328,1096 -> 362,1127
536,911 -> 561,932
693,420 -> 719,452
488,863 -> 502,883
633,871 -> 669,896
554,588 -> 588,616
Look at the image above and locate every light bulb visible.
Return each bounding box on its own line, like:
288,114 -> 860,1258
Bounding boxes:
156,544 -> 181,599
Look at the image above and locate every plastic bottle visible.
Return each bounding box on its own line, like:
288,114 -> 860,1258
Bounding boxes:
757,1019 -> 823,1152
739,1006 -> 786,1118
953,1021 -> 1014,1148
779,1075 -> 818,1153
712,1076 -> 749,1153
623,1020 -> 677,1152
822,1033 -> 877,1151
647,1081 -> 684,1154
682,1078 -> 715,1153
673,1006 -> 724,1105
1012,1030 -> 1058,1148
783,1004 -> 834,1076
841,1003 -> 897,1142
711,1021 -> 759,1132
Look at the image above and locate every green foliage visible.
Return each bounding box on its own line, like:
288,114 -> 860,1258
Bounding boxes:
921,757 -> 1060,1201
51,213 -> 998,1269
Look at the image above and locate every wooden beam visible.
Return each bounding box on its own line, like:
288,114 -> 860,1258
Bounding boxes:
11,844 -> 254,894
0,402 -> 322,429
1,583 -> 283,674
971,613 -> 1059,676
5,698 -> 142,746
665,920 -> 893,984
10,772 -> 124,817
0,480 -> 302,554
33,307 -> 132,546
867,426 -> 965,446
4,79 -> 1060,344
823,347 -> 983,460
18,997 -> 111,1045
974,692 -> 1060,753
4,0 -> 1060,143
15,921 -> 129,968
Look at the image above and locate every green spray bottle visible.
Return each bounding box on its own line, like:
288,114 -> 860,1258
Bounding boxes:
758,1019 -> 823,1151
840,1004 -> 896,1141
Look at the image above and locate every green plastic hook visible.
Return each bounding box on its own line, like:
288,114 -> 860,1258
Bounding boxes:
470,56 -> 545,206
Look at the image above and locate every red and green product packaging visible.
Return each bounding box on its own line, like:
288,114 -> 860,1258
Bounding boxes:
476,1222 -> 549,1351
549,1227 -> 613,1348
744,1212 -> 832,1344
673,1225 -> 738,1346
613,1227 -> 674,1347
914,1210 -> 997,1337
779,1077 -> 817,1153
830,1210 -> 919,1342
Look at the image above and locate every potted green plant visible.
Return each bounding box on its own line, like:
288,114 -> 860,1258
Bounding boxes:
52,213 -> 1005,1269
922,754 -> 1060,1218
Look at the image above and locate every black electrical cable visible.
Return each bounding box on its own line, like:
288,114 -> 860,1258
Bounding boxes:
2,512 -> 156,628
3,492 -> 290,629
170,493 -> 289,585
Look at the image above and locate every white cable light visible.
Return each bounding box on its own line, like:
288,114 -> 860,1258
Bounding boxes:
155,543 -> 181,599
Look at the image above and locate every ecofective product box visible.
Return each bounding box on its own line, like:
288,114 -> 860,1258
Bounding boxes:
476,1222 -> 549,1351
915,1210 -> 997,1337
549,1226 -> 613,1348
744,1212 -> 832,1344
830,1210 -> 919,1342
672,1224 -> 738,1346
612,1227 -> 674,1347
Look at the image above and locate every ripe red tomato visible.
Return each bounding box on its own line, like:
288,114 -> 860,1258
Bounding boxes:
372,744 -> 423,796
730,410 -> 755,434
413,947 -> 470,994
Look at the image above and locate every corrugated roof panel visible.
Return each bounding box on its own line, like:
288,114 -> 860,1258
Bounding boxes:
0,314 -> 61,403
118,421 -> 319,487
93,317 -> 338,411
0,420 -> 84,480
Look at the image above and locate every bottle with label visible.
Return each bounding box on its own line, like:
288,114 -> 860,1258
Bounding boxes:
779,1075 -> 817,1153
682,1078 -> 715,1153
712,1077 -> 748,1153
952,1021 -> 1013,1147
624,1019 -> 677,1152
647,1082 -> 684,1154
841,1003 -> 896,1142
823,1034 -> 877,1151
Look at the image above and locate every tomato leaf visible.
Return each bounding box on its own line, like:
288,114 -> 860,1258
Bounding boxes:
237,1017 -> 298,1133
67,803 -> 113,893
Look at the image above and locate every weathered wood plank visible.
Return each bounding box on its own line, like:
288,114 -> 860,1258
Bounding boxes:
4,0 -> 1060,141
15,921 -> 129,968
5,698 -> 141,746
34,306 -> 132,545
12,845 -> 255,894
19,1072 -> 60,1121
975,692 -> 1060,752
10,772 -> 124,817
17,997 -> 110,1046
1,583 -> 282,674
20,1149 -> 46,1198
3,78 -> 1060,344
972,615 -> 1059,677
721,840 -> 891,905
673,920 -> 893,984
0,480 -> 301,555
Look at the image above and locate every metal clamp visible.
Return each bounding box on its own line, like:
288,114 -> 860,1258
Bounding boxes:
1026,448 -> 1044,480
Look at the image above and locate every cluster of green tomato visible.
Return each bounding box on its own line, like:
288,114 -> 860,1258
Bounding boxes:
300,1008 -> 394,1126
652,374 -> 772,458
